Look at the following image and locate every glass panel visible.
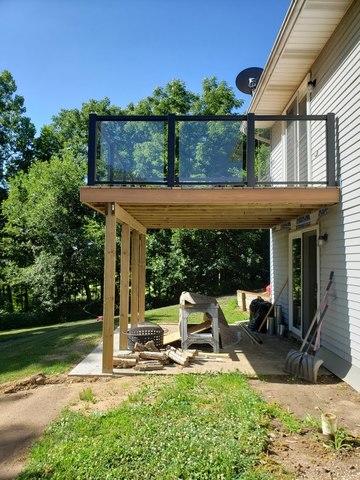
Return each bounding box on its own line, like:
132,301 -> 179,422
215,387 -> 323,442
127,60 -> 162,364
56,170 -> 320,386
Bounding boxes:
292,237 -> 302,331
178,120 -> 246,184
95,121 -> 166,183
310,119 -> 327,183
298,95 -> 308,182
259,117 -> 327,186
286,101 -> 297,183
254,124 -> 271,183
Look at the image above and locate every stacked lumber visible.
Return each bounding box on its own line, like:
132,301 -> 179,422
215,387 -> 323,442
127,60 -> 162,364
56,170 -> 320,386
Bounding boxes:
113,340 -> 198,371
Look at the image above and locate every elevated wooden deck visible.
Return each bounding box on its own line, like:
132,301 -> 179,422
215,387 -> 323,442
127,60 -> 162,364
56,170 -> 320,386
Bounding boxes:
80,186 -> 340,229
80,185 -> 339,373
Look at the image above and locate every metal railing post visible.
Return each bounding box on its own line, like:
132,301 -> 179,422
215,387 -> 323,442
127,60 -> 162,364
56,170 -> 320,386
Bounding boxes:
326,113 -> 336,186
167,114 -> 176,187
246,113 -> 256,187
87,113 -> 97,185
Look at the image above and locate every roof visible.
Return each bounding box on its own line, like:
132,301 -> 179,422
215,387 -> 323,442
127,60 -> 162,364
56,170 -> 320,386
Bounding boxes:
249,0 -> 353,114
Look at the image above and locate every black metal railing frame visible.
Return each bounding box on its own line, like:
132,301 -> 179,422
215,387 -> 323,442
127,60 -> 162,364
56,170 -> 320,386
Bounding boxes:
87,112 -> 336,187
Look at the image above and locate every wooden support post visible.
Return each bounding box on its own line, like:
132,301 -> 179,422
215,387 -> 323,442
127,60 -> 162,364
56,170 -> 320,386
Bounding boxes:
119,224 -> 130,350
138,234 -> 146,323
241,292 -> 247,312
130,230 -> 140,326
102,203 -> 116,373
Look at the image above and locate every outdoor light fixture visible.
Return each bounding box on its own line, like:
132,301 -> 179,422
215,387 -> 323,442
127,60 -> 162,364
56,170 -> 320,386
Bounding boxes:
307,79 -> 317,93
318,233 -> 328,246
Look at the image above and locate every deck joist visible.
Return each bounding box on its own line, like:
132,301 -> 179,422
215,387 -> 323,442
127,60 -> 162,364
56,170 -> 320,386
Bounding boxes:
80,187 -> 339,229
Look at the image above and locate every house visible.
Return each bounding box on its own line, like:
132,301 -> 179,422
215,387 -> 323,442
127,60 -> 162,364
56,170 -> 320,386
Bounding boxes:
249,0 -> 359,390
80,0 -> 359,391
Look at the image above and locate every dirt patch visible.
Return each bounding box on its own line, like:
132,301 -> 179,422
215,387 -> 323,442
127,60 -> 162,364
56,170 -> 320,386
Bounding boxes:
265,420 -> 360,479
249,375 -> 360,437
0,372 -> 95,395
71,376 -> 155,414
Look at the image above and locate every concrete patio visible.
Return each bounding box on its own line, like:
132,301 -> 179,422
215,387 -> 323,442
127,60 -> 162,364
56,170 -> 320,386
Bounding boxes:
69,324 -> 325,378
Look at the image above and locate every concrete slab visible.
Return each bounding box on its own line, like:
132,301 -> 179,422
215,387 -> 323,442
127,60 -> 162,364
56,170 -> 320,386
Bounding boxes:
69,324 -> 311,378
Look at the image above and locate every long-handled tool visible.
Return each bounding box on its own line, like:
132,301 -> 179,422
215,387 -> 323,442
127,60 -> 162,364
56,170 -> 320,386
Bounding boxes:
284,271 -> 334,383
257,278 -> 288,333
240,323 -> 263,345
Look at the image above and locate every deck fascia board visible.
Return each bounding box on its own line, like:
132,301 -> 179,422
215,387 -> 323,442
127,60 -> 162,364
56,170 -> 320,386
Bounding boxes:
80,186 -> 339,206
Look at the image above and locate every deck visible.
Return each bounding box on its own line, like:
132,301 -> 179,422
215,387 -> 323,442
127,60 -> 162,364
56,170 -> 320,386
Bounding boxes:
80,186 -> 339,229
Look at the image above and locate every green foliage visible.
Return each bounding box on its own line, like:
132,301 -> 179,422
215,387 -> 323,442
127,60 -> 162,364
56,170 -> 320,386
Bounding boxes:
2,154 -> 104,311
265,402 -> 304,434
19,374 -> 282,480
147,229 -> 269,307
0,70 -> 35,184
0,71 -> 270,327
79,387 -> 96,403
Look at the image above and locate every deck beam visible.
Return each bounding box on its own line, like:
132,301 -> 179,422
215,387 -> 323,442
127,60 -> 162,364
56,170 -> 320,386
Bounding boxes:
138,234 -> 146,323
119,224 -> 130,350
130,231 -> 140,326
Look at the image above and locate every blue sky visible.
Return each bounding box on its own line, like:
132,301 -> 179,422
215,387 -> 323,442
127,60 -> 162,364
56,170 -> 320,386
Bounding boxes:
1,0 -> 290,133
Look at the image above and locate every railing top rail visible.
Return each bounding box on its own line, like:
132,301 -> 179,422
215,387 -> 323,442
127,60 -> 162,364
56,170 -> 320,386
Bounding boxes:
89,113 -> 331,122
254,114 -> 328,121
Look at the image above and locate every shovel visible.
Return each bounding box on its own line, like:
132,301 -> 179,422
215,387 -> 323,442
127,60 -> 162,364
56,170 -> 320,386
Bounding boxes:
284,271 -> 334,382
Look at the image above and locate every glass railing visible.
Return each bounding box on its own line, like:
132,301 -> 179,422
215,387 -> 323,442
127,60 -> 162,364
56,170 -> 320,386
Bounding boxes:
87,113 -> 336,187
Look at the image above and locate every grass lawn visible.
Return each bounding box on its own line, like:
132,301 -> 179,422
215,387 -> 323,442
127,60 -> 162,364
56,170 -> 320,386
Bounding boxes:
0,319 -> 102,385
18,373 -> 292,480
0,296 -> 248,385
145,295 -> 249,324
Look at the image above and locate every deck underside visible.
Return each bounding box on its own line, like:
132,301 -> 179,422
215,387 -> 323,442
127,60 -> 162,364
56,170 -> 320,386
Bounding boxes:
80,187 -> 340,229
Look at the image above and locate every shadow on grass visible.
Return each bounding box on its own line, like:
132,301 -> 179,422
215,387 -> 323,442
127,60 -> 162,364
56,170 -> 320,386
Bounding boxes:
0,320 -> 102,383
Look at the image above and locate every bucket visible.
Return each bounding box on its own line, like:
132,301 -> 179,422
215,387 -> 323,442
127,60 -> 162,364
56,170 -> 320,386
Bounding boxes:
267,317 -> 276,335
274,305 -> 282,323
321,413 -> 338,436
277,324 -> 285,336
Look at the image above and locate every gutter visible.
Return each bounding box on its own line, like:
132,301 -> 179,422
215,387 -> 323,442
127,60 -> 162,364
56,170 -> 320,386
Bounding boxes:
248,0 -> 306,113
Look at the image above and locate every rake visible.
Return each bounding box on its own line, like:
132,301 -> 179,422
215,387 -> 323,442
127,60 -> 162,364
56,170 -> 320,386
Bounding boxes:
284,271 -> 334,383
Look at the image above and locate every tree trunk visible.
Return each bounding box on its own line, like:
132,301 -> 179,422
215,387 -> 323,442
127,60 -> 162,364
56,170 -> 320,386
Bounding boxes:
24,287 -> 29,311
6,285 -> 14,313
84,283 -> 92,303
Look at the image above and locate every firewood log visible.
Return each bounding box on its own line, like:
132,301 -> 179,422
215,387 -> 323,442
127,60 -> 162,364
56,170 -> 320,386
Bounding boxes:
144,340 -> 160,352
113,358 -> 137,368
134,361 -> 164,371
138,351 -> 169,363
166,348 -> 190,367
134,342 -> 146,352
116,352 -> 138,359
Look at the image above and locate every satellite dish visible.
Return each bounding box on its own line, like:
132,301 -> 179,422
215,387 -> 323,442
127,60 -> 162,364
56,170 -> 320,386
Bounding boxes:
236,67 -> 263,95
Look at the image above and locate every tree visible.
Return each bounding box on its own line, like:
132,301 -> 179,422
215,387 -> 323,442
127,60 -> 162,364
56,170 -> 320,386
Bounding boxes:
2,75 -> 270,320
2,154 -> 104,311
0,70 -> 35,187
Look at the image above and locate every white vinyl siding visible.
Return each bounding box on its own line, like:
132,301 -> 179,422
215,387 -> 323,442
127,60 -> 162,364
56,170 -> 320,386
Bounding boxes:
310,0 -> 360,387
270,229 -> 289,323
269,0 -> 360,390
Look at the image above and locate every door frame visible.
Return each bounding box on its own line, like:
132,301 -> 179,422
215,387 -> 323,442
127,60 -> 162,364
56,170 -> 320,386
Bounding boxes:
288,225 -> 320,338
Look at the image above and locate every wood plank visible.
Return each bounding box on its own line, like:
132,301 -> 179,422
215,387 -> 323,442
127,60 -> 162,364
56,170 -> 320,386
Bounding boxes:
80,187 -> 340,206
102,203 -> 116,373
138,234 -> 146,323
114,204 -> 146,235
130,231 -> 140,326
163,319 -> 212,345
119,224 -> 130,350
